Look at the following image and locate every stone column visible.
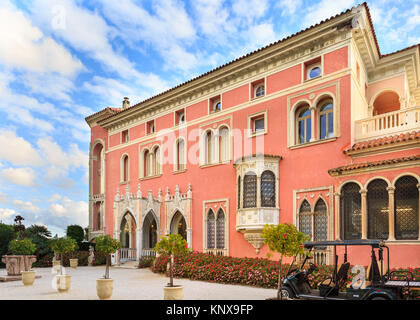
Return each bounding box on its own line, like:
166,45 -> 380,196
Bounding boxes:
360,189 -> 367,239
136,228 -> 142,261
310,106 -> 316,142
334,192 -> 341,240
256,175 -> 261,207
187,229 -> 192,248
386,186 -> 396,241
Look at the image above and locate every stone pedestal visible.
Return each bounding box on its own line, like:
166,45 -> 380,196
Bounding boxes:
1,255 -> 37,276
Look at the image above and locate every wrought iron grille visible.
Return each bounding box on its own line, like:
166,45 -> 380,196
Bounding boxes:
367,179 -> 389,240
261,171 -> 275,207
395,176 -> 419,240
341,183 -> 362,240
299,200 -> 312,237
314,199 -> 328,244
238,176 -> 241,209
216,209 -> 225,249
243,173 -> 257,208
207,210 -> 215,249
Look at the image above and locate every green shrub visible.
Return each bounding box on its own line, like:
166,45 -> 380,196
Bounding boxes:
8,238 -> 36,255
138,256 -> 155,268
32,250 -> 107,268
66,225 -> 85,244
0,223 -> 14,268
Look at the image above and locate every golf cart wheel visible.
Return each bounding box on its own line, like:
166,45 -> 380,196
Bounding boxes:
280,287 -> 294,299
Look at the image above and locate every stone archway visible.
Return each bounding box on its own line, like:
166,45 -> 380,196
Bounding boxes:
120,212 -> 137,262
142,211 -> 158,250
170,211 -> 187,240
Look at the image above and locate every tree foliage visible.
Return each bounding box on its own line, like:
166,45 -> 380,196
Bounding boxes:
25,224 -> 52,257
262,223 -> 309,299
66,225 -> 85,244
8,238 -> 37,255
154,234 -> 189,287
0,223 -> 14,266
95,235 -> 121,279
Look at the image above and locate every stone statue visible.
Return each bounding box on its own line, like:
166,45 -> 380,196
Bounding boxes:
88,246 -> 94,266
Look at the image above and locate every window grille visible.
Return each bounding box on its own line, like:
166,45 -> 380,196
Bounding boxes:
395,176 -> 419,240
367,179 -> 389,240
299,200 -> 312,237
261,171 -> 275,207
207,210 -> 215,249
243,173 -> 257,208
341,183 -> 362,240
216,209 -> 225,249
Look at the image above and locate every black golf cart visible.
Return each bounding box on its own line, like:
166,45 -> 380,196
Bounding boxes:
281,239 -> 420,300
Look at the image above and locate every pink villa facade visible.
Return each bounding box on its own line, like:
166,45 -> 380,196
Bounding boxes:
86,4 -> 420,268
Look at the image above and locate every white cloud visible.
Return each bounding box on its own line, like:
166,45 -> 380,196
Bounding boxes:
232,0 -> 269,22
0,5 -> 83,75
275,0 -> 303,16
0,130 -> 43,166
0,207 -> 19,223
12,199 -> 41,213
302,0 -> 356,28
48,197 -> 88,226
0,167 -> 36,187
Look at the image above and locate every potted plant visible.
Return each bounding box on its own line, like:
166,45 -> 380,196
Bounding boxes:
66,224 -> 84,269
154,234 -> 189,300
7,238 -> 37,285
262,223 -> 309,300
95,235 -> 121,300
49,237 -> 77,292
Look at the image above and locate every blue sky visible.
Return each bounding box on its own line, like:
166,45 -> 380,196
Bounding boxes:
0,0 -> 419,236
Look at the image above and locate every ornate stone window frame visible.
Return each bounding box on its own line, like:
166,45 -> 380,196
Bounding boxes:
247,110 -> 268,137
202,199 -> 229,255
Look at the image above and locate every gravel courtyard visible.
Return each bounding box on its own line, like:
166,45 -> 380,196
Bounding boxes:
0,266 -> 276,300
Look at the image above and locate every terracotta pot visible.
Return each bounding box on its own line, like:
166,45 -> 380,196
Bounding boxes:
21,271 -> 36,286
56,274 -> 71,293
163,285 -> 184,300
1,255 -> 37,276
69,259 -> 78,269
96,278 -> 114,300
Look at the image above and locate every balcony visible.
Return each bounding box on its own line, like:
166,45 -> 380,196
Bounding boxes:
90,193 -> 105,202
355,106 -> 420,142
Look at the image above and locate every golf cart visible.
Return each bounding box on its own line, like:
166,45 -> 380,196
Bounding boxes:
281,239 -> 420,300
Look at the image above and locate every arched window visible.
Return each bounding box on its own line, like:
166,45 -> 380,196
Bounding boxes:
243,172 -> 257,208
395,176 -> 419,240
216,209 -> 225,249
237,176 -> 241,209
340,183 -> 362,240
367,179 -> 389,240
205,130 -> 214,164
207,210 -> 215,249
255,84 -> 265,97
143,150 -> 150,177
261,170 -> 275,207
296,106 -> 311,144
122,155 -> 129,182
299,200 -> 312,238
373,91 -> 400,115
153,147 -> 160,175
219,127 -> 229,162
319,100 -> 334,139
176,139 -> 185,171
314,199 -> 328,242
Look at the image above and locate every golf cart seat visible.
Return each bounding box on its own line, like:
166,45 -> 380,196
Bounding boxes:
320,262 -> 350,287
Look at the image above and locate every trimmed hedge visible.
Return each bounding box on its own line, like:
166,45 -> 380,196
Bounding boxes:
32,250 -> 107,267
151,252 -> 420,293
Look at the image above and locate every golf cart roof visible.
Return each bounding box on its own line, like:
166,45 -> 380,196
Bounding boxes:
304,239 -> 385,248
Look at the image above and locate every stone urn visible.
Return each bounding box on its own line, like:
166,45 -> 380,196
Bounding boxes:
1,255 -> 37,276
69,259 -> 78,269
56,274 -> 71,293
21,271 -> 36,286
163,285 -> 184,300
97,278 -> 114,300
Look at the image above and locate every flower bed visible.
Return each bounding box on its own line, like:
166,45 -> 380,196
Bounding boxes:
151,252 -> 420,294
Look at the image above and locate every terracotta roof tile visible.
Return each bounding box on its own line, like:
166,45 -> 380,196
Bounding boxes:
329,155 -> 420,175
344,130 -> 420,154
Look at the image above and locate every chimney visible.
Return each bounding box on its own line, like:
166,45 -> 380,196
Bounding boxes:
122,97 -> 130,109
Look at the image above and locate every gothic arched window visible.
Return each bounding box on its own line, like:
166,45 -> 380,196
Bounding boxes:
261,170 -> 275,207
367,179 -> 389,240
299,200 -> 312,238
207,210 -> 215,249
216,209 -> 225,249
314,199 -> 327,242
243,172 -> 257,208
